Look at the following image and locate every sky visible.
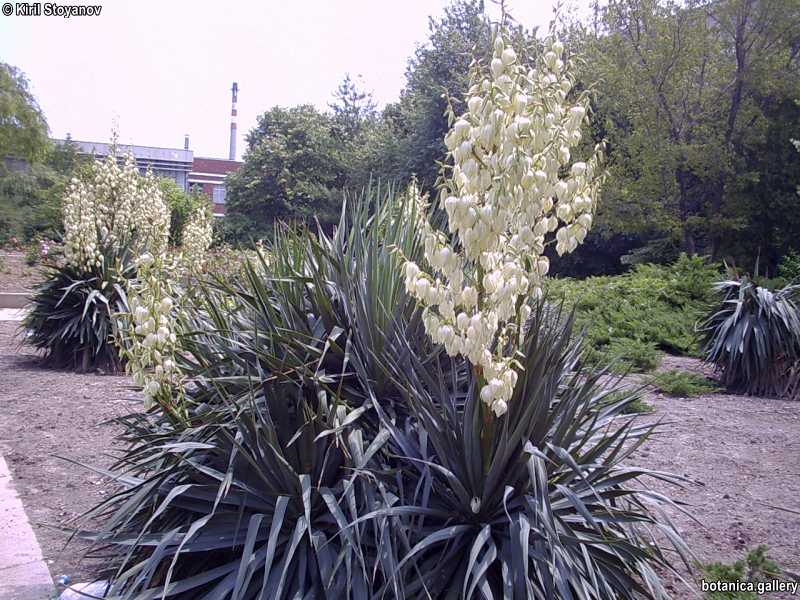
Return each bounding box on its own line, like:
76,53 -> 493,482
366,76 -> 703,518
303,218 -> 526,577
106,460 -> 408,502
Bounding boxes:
0,0 -> 584,160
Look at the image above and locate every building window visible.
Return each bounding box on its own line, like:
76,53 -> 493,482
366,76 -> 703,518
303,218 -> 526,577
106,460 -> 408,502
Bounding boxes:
213,185 -> 226,204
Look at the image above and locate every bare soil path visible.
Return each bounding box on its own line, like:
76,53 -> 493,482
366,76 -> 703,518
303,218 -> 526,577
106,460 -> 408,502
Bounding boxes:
0,252 -> 43,292
633,356 -> 800,598
0,321 -> 138,587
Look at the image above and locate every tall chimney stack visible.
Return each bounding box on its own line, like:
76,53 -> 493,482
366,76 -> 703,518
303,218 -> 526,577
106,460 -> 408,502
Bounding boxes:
229,82 -> 238,161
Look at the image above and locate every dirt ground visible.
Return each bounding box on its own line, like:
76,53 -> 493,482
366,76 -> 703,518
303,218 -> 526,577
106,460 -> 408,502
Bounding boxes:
0,321 -> 798,596
0,252 -> 44,292
632,356 -> 800,598
0,321 -> 137,587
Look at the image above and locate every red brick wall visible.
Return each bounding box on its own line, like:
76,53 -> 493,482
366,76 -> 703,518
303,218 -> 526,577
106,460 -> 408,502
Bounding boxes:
192,157 -> 242,175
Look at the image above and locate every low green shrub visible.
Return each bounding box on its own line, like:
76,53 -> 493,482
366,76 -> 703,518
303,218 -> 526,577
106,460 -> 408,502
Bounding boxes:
606,338 -> 662,373
649,370 -> 719,397
548,254 -> 720,364
778,249 -> 800,283
702,545 -> 780,599
701,276 -> 800,399
601,389 -> 655,414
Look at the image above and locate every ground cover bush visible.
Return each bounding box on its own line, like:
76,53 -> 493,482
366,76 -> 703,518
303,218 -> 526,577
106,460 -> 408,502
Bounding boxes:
648,370 -> 719,397
606,338 -> 662,373
778,249 -> 800,283
600,389 -> 654,414
547,254 -> 720,368
701,276 -> 800,399
702,546 -> 781,600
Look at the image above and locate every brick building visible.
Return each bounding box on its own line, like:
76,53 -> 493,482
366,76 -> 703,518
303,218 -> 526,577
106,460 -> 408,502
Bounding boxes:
188,157 -> 242,217
53,82 -> 243,218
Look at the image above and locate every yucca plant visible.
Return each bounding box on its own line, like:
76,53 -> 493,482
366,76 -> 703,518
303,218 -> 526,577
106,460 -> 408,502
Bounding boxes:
21,248 -> 133,371
359,301 -> 690,599
71,188 -> 430,596
70,190 -> 691,598
701,276 -> 800,399
23,145 -> 171,373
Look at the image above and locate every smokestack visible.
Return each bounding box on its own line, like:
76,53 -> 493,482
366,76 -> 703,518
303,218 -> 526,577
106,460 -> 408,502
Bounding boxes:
229,82 -> 238,160
184,134 -> 189,150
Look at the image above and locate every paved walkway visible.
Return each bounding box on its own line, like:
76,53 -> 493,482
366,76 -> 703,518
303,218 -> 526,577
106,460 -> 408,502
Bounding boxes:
0,455 -> 55,599
0,309 -> 25,321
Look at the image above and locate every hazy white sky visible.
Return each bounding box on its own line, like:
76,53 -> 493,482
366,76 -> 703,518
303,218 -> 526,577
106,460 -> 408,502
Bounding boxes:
1,0 -> 577,159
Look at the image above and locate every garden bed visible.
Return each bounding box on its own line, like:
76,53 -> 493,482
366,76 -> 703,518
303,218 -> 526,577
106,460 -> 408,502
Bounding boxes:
1,320 -> 799,595
0,252 -> 44,292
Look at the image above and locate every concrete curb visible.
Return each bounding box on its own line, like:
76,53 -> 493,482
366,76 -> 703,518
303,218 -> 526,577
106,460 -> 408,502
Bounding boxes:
0,292 -> 30,309
0,308 -> 26,322
0,454 -> 55,599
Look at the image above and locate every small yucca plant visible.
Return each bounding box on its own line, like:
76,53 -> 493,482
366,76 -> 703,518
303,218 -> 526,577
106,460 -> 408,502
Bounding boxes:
23,145 -> 170,372
22,248 -> 133,371
701,276 -> 800,399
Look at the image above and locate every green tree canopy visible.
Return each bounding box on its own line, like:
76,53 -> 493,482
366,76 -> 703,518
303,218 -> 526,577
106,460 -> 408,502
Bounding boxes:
225,105 -> 345,236
0,63 -> 50,162
569,0 -> 800,267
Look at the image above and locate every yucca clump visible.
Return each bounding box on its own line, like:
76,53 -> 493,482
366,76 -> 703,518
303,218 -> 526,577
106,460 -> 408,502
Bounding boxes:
73,23 -> 689,599
701,276 -> 800,399
23,152 -> 169,371
75,191 -> 689,599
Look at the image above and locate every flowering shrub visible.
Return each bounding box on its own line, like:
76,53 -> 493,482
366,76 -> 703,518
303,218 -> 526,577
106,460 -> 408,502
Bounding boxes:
74,190 -> 689,598
403,27 -> 604,416
179,202 -> 213,270
62,153 -> 168,271
23,149 -> 172,372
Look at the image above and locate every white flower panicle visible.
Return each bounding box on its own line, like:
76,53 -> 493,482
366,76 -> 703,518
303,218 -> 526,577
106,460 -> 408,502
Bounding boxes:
121,255 -> 183,411
180,204 -> 213,270
62,154 -> 169,271
403,29 -> 604,418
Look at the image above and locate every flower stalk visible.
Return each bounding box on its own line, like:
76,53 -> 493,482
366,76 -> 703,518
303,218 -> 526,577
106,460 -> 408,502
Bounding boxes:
403,24 -> 605,432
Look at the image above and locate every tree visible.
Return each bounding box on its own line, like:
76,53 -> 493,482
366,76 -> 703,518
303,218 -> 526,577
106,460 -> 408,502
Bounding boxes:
329,74 -> 380,192
574,0 -> 800,265
329,73 -> 376,141
0,63 -> 50,162
225,105 -> 345,236
386,0 -> 492,191
158,177 -> 209,246
0,139 -> 86,243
